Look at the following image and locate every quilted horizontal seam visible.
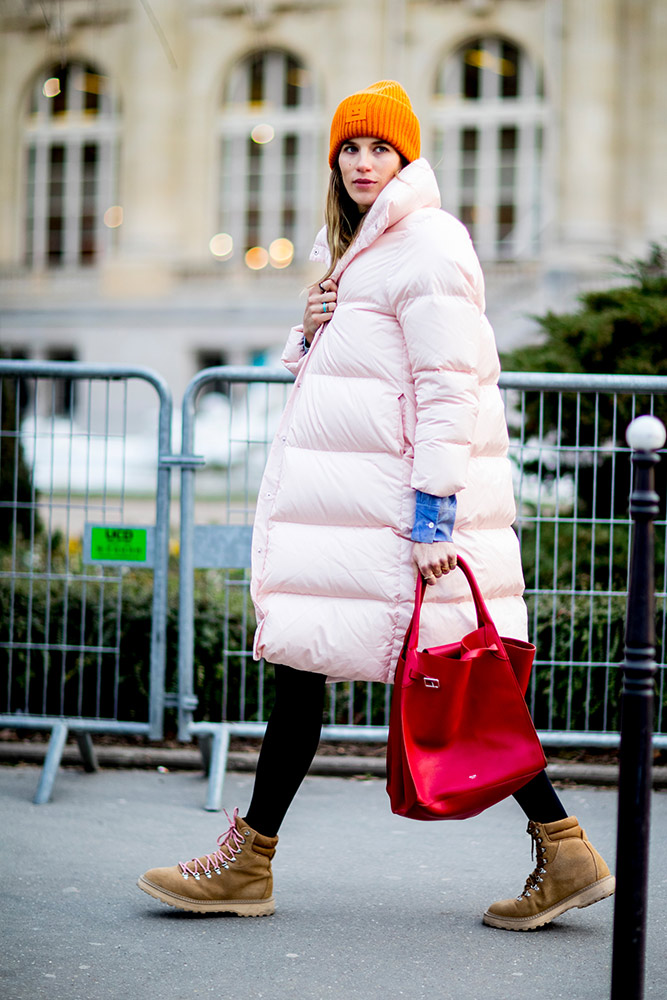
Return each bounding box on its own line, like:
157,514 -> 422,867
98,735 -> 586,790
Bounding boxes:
279,442 -> 407,456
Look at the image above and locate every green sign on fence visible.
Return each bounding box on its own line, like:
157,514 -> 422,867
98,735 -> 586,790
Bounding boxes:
90,526 -> 148,563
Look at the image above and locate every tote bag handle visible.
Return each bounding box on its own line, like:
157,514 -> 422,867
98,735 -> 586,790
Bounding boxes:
405,556 -> 502,653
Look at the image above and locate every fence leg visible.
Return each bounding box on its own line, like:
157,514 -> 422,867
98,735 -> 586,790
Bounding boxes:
75,733 -> 98,773
205,724 -> 231,812
34,721 -> 68,805
610,416 -> 665,1000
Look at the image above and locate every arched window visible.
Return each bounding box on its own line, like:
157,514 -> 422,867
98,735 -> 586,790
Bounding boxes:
24,61 -> 118,269
432,37 -> 547,261
219,50 -> 319,269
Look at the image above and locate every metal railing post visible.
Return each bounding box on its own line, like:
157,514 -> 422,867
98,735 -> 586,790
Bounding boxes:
611,415 -> 666,1000
176,375 -> 207,741
149,381 -> 173,740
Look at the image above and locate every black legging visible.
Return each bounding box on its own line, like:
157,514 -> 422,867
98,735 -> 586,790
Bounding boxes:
244,663 -> 567,838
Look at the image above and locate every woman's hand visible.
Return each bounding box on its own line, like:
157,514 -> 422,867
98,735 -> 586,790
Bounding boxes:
303,279 -> 338,344
412,541 -> 457,586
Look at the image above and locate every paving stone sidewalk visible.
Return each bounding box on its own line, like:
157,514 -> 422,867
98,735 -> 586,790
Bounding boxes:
1,765 -> 666,1000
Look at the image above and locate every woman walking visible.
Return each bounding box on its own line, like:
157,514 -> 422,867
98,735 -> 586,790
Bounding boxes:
138,81 -> 614,930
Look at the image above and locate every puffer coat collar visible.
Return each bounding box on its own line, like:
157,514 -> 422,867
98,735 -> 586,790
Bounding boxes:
308,158 -> 441,282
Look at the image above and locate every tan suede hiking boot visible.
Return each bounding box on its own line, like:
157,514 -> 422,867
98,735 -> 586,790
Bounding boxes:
483,815 -> 615,931
137,809 -> 278,916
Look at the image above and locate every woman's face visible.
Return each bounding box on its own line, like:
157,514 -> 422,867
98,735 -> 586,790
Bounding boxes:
338,137 -> 403,212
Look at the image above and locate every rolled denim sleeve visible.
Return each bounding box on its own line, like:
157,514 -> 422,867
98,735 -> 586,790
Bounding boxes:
411,491 -> 457,543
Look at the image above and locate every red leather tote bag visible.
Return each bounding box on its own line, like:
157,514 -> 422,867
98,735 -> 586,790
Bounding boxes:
386,557 -> 546,821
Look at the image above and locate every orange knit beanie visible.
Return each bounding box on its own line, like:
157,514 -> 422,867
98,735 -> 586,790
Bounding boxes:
328,80 -> 421,168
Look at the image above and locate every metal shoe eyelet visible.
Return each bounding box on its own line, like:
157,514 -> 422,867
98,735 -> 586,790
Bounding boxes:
222,862 -> 229,869
205,871 -> 212,879
182,873 -> 189,880
230,857 -> 237,863
193,873 -> 201,880
243,830 -> 250,837
213,867 -> 221,875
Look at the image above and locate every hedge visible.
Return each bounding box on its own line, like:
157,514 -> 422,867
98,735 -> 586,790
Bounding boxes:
1,519 -> 664,734
2,562 -> 661,737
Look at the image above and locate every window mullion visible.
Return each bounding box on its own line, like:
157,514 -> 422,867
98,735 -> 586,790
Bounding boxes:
32,140 -> 49,269
438,125 -> 461,220
477,123 -> 497,258
514,122 -> 537,257
294,127 -> 318,260
64,138 -> 83,266
520,47 -> 538,99
97,137 -> 114,257
222,133 -> 247,250
482,37 -> 500,101
69,66 -> 85,116
259,130 -> 282,248
265,50 -> 284,111
232,61 -> 250,104
259,53 -> 286,248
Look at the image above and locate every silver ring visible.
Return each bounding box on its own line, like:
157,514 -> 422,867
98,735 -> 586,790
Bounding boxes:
322,302 -> 328,313
318,282 -> 326,293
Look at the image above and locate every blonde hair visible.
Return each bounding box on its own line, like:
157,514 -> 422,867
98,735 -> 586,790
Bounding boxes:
321,164 -> 365,281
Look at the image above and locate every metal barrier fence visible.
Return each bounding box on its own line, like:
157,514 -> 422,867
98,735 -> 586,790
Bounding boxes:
0,360 -> 173,802
176,368 -> 667,809
2,362 -> 666,809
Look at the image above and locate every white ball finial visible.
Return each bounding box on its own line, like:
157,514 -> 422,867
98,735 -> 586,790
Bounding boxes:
626,415 -> 667,452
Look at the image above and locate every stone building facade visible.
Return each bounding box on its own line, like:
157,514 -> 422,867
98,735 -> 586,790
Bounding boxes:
1,0 -> 665,411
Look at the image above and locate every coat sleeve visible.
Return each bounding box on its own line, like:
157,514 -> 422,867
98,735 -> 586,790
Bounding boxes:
387,213 -> 486,497
281,325 -> 309,376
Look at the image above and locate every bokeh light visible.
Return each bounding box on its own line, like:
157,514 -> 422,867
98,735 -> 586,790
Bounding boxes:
250,123 -> 275,144
103,205 -> 123,228
43,78 -> 61,98
269,237 -> 294,269
245,246 -> 269,270
209,232 -> 233,259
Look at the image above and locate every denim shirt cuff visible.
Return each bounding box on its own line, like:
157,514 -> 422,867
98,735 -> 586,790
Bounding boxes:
411,491 -> 457,543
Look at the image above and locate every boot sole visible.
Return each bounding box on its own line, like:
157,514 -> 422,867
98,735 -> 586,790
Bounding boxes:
137,876 -> 275,916
482,875 -> 616,931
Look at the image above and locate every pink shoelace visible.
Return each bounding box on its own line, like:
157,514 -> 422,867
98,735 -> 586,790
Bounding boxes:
178,808 -> 249,880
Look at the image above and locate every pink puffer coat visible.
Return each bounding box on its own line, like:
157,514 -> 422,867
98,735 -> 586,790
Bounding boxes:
251,158 -> 527,684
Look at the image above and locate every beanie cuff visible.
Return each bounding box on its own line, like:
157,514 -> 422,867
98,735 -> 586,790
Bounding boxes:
329,81 -> 420,168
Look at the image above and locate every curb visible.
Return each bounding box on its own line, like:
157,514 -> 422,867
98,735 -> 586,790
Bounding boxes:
2,741 -> 667,787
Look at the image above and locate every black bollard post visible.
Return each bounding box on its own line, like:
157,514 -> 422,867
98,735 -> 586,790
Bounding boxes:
610,415 -> 665,1000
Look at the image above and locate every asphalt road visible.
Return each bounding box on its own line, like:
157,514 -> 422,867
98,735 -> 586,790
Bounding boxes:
2,765 -> 665,1000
